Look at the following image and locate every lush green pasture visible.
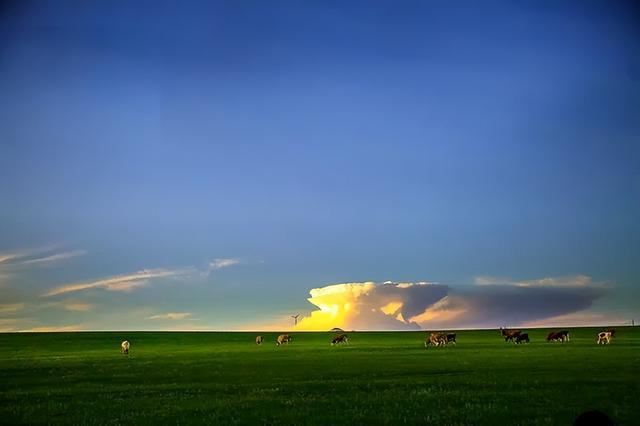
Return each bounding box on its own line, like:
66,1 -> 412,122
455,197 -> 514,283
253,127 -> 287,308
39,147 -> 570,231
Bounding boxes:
1,328 -> 638,425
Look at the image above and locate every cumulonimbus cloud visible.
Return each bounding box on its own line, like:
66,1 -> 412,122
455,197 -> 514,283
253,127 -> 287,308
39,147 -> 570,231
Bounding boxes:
42,268 -> 189,297
292,277 -> 606,331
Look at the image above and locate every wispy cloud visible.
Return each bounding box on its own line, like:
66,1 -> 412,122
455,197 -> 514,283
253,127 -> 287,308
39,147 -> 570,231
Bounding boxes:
21,324 -> 88,332
521,311 -> 629,327
0,303 -> 25,314
42,268 -> 189,297
51,301 -> 94,312
208,258 -> 241,271
0,251 -> 26,265
20,250 -> 85,267
149,312 -> 192,320
474,274 -> 593,288
0,248 -> 85,271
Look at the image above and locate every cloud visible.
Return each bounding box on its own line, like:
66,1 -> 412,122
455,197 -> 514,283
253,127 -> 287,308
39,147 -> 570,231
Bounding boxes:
0,318 -> 31,332
290,276 -> 607,331
0,252 -> 25,265
20,250 -> 85,267
42,268 -> 189,297
55,301 -> 94,312
0,303 -> 25,314
294,282 -> 449,331
149,312 -> 192,320
521,311 -> 629,328
21,324 -> 87,332
208,258 -> 241,271
0,248 -> 84,269
474,274 -> 593,288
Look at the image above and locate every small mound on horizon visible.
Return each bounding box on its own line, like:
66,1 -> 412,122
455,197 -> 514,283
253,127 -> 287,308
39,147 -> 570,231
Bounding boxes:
330,327 -> 345,332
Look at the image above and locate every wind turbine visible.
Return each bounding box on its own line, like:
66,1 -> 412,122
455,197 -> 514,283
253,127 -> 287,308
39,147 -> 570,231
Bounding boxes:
291,314 -> 300,326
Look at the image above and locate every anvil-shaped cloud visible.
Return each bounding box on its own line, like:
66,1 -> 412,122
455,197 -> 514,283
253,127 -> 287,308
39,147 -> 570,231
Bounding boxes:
294,277 -> 606,331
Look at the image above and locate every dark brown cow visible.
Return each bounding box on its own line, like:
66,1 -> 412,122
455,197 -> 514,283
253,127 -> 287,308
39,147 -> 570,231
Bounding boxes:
445,333 -> 456,344
500,328 -> 522,342
331,334 -> 349,345
546,331 -> 563,342
514,333 -> 530,344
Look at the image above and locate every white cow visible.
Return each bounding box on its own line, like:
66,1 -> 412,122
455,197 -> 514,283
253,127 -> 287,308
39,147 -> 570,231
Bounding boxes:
121,340 -> 130,354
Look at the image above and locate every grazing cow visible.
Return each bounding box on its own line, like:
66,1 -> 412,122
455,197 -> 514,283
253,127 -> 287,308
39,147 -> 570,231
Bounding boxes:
546,331 -> 564,342
276,334 -> 292,346
597,331 -> 612,345
121,340 -> 130,355
559,330 -> 570,341
255,335 -> 263,345
514,333 -> 529,344
445,333 -> 457,344
425,332 -> 447,347
331,334 -> 349,345
500,328 -> 522,343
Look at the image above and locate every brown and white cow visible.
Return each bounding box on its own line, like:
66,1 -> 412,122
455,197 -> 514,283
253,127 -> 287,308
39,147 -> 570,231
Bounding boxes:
255,335 -> 264,345
425,332 -> 447,347
121,340 -> 130,355
276,334 -> 292,346
597,331 -> 612,345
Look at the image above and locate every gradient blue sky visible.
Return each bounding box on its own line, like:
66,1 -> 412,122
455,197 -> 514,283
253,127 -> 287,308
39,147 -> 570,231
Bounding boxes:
1,1 -> 638,331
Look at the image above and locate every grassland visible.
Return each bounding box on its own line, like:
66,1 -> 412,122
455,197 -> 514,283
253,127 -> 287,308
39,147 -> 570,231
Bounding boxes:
1,327 -> 638,425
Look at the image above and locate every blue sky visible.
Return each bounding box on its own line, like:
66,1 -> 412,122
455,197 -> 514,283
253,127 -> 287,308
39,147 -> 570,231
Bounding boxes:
1,1 -> 638,331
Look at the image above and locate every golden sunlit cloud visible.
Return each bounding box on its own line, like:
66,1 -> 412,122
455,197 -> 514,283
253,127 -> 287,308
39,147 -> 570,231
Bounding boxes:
284,276 -> 606,331
294,282 -> 448,331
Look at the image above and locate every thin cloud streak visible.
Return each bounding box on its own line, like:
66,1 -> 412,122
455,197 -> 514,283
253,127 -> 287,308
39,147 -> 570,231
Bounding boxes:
20,250 -> 86,266
209,258 -> 241,271
0,303 -> 25,314
149,312 -> 192,320
0,248 -> 85,271
42,268 -> 189,297
474,275 -> 593,288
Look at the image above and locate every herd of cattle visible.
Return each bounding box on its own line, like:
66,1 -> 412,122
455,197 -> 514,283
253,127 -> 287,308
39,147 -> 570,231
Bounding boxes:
119,328 -> 618,354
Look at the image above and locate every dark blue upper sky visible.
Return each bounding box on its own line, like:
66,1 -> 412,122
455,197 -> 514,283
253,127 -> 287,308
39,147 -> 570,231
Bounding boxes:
1,1 -> 638,330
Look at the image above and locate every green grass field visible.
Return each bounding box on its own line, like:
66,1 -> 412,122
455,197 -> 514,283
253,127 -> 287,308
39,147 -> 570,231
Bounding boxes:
1,328 -> 638,425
